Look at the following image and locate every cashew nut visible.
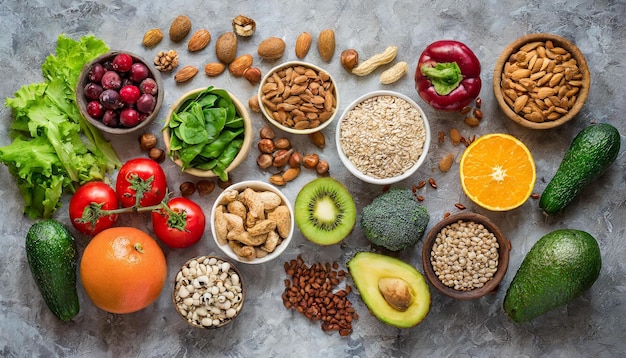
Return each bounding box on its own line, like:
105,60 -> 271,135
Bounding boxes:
214,206 -> 229,245
228,240 -> 256,261
218,189 -> 239,205
261,230 -> 281,253
239,188 -> 265,219
267,205 -> 291,238
227,200 -> 247,221
227,230 -> 268,246
247,219 -> 277,237
257,191 -> 282,211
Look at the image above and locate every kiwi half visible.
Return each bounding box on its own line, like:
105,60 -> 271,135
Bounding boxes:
294,177 -> 356,245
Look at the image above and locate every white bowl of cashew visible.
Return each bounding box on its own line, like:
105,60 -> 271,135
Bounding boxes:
210,180 -> 294,264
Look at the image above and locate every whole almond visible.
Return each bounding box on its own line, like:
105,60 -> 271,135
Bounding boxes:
204,62 -> 225,77
258,37 -> 286,61
295,32 -> 312,59
308,131 -> 325,149
228,54 -> 253,77
187,29 -> 211,52
169,15 -> 192,42
142,28 -> 163,48
216,32 -> 238,64
174,65 -> 198,83
439,153 -> 455,172
243,67 -> 262,85
317,29 -> 336,62
282,167 -> 300,182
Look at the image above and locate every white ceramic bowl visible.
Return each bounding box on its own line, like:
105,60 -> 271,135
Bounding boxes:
335,90 -> 431,185
257,61 -> 339,135
211,180 -> 294,264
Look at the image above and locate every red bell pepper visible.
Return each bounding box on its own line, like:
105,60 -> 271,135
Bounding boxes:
415,40 -> 482,112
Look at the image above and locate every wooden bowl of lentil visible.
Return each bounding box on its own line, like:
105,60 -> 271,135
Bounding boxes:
257,61 -> 339,135
335,90 -> 430,185
172,255 -> 245,329
493,33 -> 590,129
422,212 -> 511,300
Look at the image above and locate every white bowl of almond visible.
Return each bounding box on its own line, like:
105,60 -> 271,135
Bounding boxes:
335,90 -> 431,185
257,61 -> 339,134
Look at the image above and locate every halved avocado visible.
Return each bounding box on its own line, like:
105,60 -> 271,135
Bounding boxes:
347,252 -> 430,328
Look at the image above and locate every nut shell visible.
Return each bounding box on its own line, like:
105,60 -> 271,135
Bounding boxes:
169,15 -> 192,43
216,32 -> 238,64
257,37 -> 286,61
232,15 -> 256,37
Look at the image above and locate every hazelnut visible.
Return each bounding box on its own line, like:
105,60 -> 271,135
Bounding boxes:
302,153 -> 319,169
258,138 -> 275,154
288,150 -> 302,168
272,149 -> 293,168
180,181 -> 196,197
340,49 -> 359,71
243,67 -> 262,85
259,125 -> 275,140
248,95 -> 261,113
197,180 -> 215,195
149,147 -> 166,163
316,159 -> 330,175
218,177 -> 232,189
139,133 -> 158,151
274,137 -> 291,150
257,153 -> 273,169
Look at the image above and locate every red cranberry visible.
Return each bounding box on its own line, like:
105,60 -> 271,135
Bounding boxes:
100,71 -> 122,90
83,82 -> 103,100
129,63 -> 150,83
87,63 -> 106,83
102,110 -> 119,127
136,93 -> 156,113
86,100 -> 104,118
139,78 -> 158,95
119,85 -> 141,104
112,53 -> 133,72
119,108 -> 140,127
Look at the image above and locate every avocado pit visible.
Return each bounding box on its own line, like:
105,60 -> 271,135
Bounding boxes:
378,277 -> 413,311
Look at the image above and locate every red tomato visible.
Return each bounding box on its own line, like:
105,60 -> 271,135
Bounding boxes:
69,181 -> 119,236
151,197 -> 206,249
116,158 -> 167,208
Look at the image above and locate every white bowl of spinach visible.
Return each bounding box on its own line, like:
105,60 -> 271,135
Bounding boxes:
164,86 -> 252,180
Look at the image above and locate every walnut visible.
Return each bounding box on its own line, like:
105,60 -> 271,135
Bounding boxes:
154,50 -> 179,72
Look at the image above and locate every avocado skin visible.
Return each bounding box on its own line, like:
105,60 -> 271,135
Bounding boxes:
25,219 -> 79,321
503,229 -> 601,323
540,123 -> 620,215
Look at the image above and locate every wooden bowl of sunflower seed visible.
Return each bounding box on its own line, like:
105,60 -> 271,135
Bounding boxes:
493,33 -> 590,129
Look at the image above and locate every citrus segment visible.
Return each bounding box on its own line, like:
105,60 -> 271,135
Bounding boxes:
459,133 -> 536,211
80,227 -> 167,314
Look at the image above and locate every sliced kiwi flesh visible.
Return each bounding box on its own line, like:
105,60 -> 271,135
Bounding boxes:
294,177 -> 356,245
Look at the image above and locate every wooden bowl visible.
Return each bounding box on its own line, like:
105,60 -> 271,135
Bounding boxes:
422,212 -> 511,300
172,255 -> 245,329
258,61 -> 339,135
493,33 -> 590,129
163,87 -> 253,178
76,51 -> 164,134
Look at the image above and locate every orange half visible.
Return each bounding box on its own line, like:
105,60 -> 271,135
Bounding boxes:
459,133 -> 536,211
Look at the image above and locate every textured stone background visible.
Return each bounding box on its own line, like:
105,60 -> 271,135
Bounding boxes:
1,0 -> 625,357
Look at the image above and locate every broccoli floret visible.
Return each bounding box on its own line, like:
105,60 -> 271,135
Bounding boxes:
359,189 -> 430,251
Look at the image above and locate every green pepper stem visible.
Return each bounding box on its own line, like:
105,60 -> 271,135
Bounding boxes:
420,62 -> 463,96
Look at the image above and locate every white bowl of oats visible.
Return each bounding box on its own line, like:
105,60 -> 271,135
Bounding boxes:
336,91 -> 431,185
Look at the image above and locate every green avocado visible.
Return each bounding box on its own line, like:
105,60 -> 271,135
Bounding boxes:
25,219 -> 79,321
347,252 -> 430,328
503,229 -> 601,323
539,123 -> 620,215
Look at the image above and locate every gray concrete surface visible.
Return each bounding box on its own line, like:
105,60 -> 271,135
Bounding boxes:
1,0 -> 625,357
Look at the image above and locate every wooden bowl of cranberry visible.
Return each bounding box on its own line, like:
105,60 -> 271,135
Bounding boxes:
76,51 -> 164,134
